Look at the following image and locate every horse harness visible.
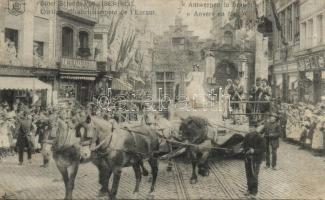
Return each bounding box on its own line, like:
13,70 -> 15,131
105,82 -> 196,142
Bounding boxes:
87,123 -> 156,158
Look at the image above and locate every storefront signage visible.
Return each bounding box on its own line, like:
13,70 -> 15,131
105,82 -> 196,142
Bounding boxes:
0,65 -> 33,76
297,52 -> 325,71
61,57 -> 96,71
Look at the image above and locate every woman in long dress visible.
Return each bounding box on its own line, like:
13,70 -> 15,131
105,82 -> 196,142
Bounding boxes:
0,117 -> 12,159
311,116 -> 325,154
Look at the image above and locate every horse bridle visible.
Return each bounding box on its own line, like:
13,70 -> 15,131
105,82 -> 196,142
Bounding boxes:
81,120 -> 115,152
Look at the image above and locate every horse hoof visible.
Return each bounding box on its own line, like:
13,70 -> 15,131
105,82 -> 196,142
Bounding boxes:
190,178 -> 198,184
142,170 -> 149,176
133,189 -> 139,194
98,191 -> 108,198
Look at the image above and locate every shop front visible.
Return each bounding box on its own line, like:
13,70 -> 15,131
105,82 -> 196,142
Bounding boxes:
58,57 -> 98,106
297,52 -> 325,104
0,76 -> 52,109
272,62 -> 299,103
0,66 -> 54,109
58,72 -> 97,106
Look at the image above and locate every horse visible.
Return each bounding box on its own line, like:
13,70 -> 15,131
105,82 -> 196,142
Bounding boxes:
76,114 -> 160,200
178,116 -> 217,184
52,115 -> 82,200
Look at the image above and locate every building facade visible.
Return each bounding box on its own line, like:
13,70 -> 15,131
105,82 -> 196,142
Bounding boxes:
152,16 -> 203,101
0,0 -> 99,107
270,0 -> 325,104
269,0 -> 301,103
296,0 -> 325,103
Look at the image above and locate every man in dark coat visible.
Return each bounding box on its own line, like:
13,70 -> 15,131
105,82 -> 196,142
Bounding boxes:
16,110 -> 34,165
243,121 -> 265,197
263,115 -> 281,169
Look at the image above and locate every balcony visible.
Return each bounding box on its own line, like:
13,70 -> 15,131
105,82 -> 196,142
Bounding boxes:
60,57 -> 96,71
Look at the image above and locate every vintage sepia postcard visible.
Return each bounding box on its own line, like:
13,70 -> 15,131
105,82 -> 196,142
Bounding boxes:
0,0 -> 324,199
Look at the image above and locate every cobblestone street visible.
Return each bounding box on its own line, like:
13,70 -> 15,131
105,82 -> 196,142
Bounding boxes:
1,140 -> 324,199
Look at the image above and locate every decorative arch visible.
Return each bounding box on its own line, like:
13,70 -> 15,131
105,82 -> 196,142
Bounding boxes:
214,59 -> 238,87
224,31 -> 233,46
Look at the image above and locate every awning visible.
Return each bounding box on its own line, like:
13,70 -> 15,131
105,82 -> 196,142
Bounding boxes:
61,75 -> 95,81
111,78 -> 133,91
0,77 -> 51,90
60,71 -> 97,81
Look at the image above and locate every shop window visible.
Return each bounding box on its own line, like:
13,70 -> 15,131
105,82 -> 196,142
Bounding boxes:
15,90 -> 27,98
62,27 -> 74,57
59,82 -> 76,99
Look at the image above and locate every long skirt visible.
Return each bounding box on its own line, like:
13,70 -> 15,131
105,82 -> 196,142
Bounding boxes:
0,124 -> 11,149
311,124 -> 324,150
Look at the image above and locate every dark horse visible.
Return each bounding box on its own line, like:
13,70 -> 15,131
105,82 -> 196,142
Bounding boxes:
76,115 -> 160,199
179,116 -> 217,184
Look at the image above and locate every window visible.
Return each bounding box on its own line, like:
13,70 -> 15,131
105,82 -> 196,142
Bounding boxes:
5,28 -> 19,52
317,15 -> 323,44
301,22 -> 307,48
287,6 -> 292,41
79,31 -> 89,48
294,2 -> 300,42
156,72 -> 164,81
166,72 -> 174,80
224,31 -> 233,45
62,27 -> 74,57
33,41 -> 44,57
307,19 -> 313,47
172,37 -> 185,49
280,12 -> 285,45
94,34 -> 103,61
277,12 -> 283,48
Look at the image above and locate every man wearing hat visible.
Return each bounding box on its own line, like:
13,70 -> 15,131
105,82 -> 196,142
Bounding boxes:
243,121 -> 266,197
263,114 -> 281,170
15,109 -> 34,165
